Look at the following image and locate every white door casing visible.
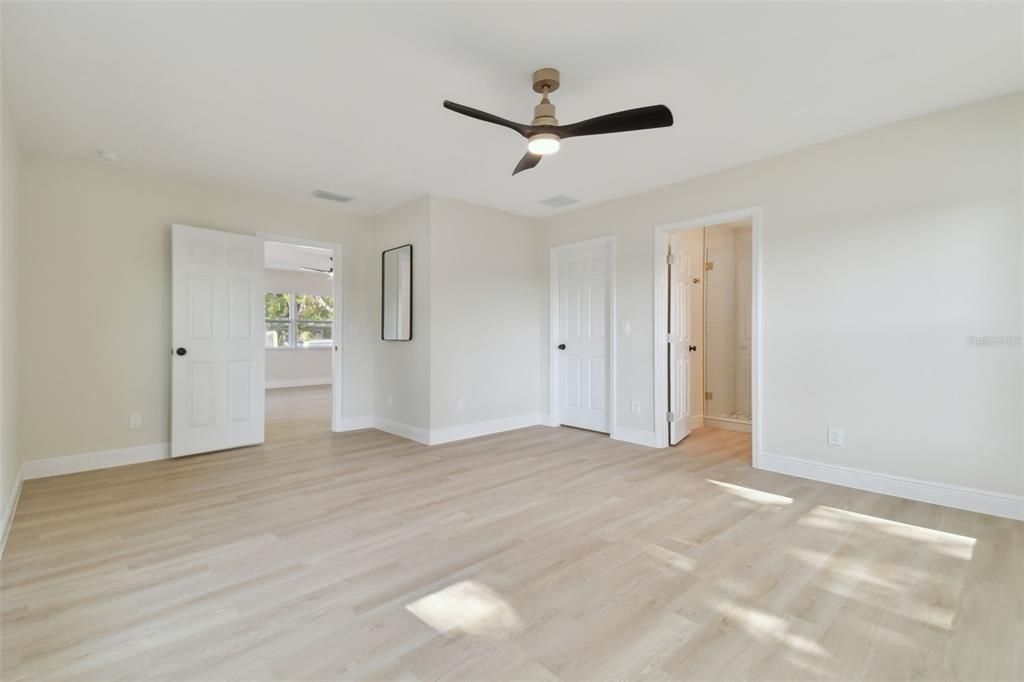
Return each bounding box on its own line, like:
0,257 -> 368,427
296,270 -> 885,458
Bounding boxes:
172,224 -> 266,457
668,237 -> 694,445
557,241 -> 611,433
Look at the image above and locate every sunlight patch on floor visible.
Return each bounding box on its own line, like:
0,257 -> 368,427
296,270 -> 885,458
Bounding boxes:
706,480 -> 793,506
815,506 -> 976,560
406,580 -> 523,640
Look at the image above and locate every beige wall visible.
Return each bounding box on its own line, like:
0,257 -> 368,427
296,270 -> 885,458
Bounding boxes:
372,196 -> 431,429
18,153 -> 375,461
542,93 -> 1023,495
0,64 -> 22,519
429,196 -> 544,429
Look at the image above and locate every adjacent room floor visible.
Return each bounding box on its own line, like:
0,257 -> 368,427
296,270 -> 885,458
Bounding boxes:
1,387 -> 1020,680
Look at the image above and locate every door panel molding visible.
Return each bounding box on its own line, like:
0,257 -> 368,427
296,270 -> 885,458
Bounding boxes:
549,236 -> 616,435
172,224 -> 266,457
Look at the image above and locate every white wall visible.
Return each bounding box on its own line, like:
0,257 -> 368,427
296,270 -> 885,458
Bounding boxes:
543,93 -> 1023,497
17,153 -> 375,462
265,268 -> 333,387
372,196 -> 432,430
369,195 -> 545,436
0,53 -> 22,524
429,196 -> 544,430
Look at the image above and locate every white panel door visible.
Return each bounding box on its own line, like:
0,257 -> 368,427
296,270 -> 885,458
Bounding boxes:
558,242 -> 610,433
172,224 -> 265,457
668,241 -> 695,445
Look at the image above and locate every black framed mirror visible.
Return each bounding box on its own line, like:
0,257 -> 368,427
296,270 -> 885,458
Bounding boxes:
381,244 -> 412,341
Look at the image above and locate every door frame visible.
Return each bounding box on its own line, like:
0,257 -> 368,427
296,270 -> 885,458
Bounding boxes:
259,233 -> 345,433
548,236 -> 617,433
652,207 -> 763,462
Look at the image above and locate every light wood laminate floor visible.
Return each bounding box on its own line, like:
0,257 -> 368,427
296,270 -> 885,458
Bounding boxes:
2,386 -> 1021,681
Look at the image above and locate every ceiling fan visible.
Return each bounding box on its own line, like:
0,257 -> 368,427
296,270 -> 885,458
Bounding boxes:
299,257 -> 333,276
443,67 -> 673,175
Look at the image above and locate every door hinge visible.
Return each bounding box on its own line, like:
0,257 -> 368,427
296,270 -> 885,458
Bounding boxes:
666,411 -> 675,422
705,391 -> 713,400
666,253 -> 676,266
704,261 -> 714,271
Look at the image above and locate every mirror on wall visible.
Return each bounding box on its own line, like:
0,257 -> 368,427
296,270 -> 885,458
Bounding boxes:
381,244 -> 413,341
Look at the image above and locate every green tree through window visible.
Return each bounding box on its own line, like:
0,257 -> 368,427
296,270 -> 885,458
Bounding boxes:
265,293 -> 333,348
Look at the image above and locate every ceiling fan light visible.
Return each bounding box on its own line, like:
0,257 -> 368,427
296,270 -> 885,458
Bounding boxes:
527,133 -> 560,155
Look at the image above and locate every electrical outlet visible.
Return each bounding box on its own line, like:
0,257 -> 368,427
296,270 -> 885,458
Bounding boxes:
630,400 -> 641,415
129,413 -> 142,430
827,427 -> 844,447
457,398 -> 466,412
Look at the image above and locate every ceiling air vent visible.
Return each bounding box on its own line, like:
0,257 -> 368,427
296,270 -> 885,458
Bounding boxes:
312,189 -> 354,203
540,195 -> 578,208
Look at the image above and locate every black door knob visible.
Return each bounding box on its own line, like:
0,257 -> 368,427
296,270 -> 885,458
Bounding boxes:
557,344 -> 566,350
175,347 -> 187,356
688,345 -> 697,352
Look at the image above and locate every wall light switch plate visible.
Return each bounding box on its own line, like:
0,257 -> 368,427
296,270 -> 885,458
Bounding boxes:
827,427 -> 844,446
621,321 -> 631,335
387,394 -> 393,407
630,400 -> 641,415
129,413 -> 142,430
457,398 -> 465,412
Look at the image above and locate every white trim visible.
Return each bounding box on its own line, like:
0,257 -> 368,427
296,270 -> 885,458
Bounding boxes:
335,416 -> 374,432
266,378 -> 332,389
611,427 -> 659,448
0,464 -> 24,560
259,232 -> 346,434
372,417 -> 431,445
760,451 -> 1024,521
549,236 -> 617,435
429,414 -> 544,445
653,207 -> 764,462
22,442 -> 170,480
703,416 -> 751,433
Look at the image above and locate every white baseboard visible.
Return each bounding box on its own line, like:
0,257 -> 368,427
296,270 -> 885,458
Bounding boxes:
266,378 -> 332,389
612,427 -> 659,448
704,416 -> 751,433
372,417 -> 431,445
22,442 -> 170,480
0,464 -> 24,560
334,416 -> 374,432
759,451 -> 1024,521
429,414 -> 543,445
539,414 -> 558,427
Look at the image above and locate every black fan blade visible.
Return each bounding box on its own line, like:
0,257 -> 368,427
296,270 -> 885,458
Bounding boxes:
557,105 -> 673,139
513,151 -> 542,175
443,101 -> 531,137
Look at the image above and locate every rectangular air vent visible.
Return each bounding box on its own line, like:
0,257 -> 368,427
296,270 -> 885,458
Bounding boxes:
540,195 -> 578,208
312,189 -> 354,203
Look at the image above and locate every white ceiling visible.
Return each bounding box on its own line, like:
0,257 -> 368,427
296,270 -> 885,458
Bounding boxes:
4,2 -> 1021,217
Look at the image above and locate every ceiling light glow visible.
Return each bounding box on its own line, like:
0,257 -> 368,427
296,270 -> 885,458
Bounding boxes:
527,133 -> 560,155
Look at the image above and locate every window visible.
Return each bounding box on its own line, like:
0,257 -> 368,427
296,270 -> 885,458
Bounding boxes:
265,293 -> 333,349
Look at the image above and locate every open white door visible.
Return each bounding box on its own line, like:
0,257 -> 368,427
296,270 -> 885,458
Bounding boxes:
668,237 -> 695,445
172,224 -> 265,457
557,241 -> 610,433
